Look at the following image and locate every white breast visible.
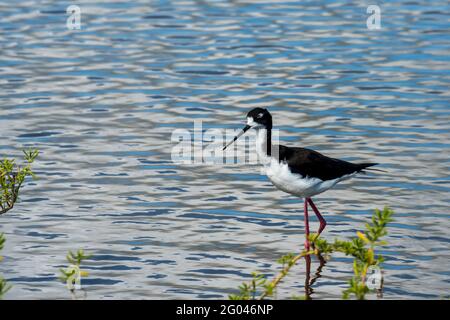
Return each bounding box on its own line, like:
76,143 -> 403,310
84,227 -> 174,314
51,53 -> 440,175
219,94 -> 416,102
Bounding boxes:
253,127 -> 354,198
263,158 -> 354,198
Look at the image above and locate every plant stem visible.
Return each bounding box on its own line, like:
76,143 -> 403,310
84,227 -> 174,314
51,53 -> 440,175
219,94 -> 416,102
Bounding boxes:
259,250 -> 313,300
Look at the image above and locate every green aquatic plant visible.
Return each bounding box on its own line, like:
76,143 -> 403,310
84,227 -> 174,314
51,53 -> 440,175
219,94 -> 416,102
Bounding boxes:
59,249 -> 91,298
0,233 -> 11,299
339,207 -> 393,299
229,207 -> 393,300
229,250 -> 312,300
0,149 -> 39,215
229,272 -> 268,300
0,149 -> 38,298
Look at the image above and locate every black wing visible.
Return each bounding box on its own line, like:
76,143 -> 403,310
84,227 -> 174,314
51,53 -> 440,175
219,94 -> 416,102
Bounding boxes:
278,145 -> 377,181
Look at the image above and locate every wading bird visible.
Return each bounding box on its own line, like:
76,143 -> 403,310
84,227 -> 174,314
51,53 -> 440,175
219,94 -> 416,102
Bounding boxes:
223,108 -> 378,249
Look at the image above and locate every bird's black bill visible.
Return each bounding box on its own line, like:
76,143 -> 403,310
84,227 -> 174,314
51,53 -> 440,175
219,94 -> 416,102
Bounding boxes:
223,125 -> 251,150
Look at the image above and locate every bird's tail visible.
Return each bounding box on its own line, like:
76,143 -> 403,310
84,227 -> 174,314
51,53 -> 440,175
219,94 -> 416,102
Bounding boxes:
358,163 -> 386,173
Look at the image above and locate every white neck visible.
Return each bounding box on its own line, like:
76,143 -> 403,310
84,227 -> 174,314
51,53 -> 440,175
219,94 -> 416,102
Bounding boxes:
255,128 -> 272,165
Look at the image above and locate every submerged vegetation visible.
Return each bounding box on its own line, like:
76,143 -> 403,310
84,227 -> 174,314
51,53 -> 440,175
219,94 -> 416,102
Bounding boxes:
230,207 -> 393,300
0,150 -> 39,299
0,149 -> 39,215
0,233 -> 11,299
59,249 -> 91,299
0,149 -> 94,300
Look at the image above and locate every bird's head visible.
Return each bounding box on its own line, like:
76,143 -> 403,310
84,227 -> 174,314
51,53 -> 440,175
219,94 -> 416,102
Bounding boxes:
246,107 -> 272,130
223,107 -> 272,150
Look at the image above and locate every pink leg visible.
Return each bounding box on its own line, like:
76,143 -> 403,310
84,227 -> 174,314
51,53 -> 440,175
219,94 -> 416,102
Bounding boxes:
304,198 -> 310,250
307,198 -> 327,236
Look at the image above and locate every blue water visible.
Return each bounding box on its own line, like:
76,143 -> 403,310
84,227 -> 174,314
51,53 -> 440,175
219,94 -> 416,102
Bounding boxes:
0,0 -> 449,299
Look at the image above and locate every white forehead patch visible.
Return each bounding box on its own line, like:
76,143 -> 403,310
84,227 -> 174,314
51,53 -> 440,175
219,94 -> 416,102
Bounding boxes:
247,117 -> 256,126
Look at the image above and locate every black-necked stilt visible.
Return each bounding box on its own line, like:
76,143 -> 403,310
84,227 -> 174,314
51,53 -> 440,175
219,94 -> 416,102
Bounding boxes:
223,108 -> 378,250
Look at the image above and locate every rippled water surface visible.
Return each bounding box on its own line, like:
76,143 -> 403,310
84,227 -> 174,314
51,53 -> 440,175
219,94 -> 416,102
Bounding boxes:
0,0 -> 449,299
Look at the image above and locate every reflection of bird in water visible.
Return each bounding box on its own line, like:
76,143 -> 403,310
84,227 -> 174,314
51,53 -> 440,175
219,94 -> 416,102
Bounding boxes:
304,254 -> 327,300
